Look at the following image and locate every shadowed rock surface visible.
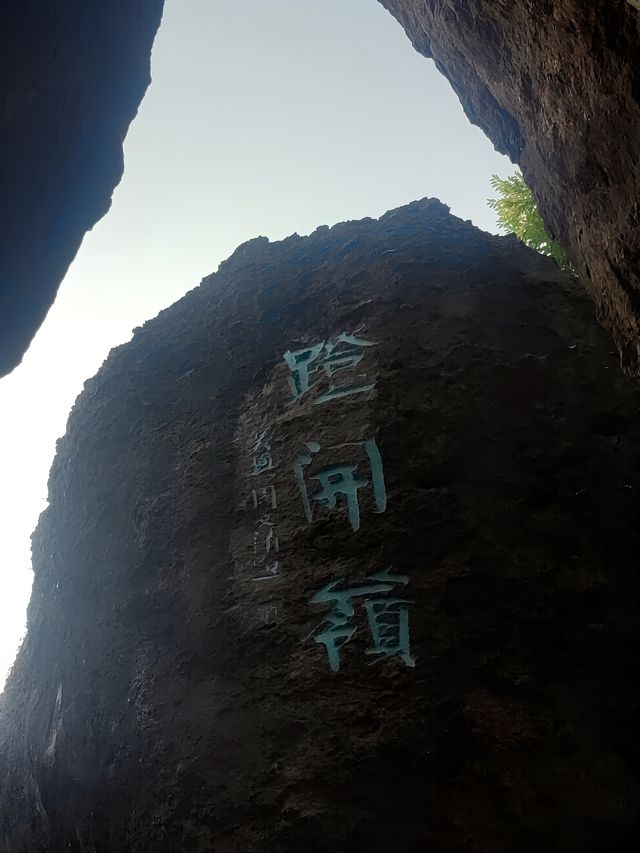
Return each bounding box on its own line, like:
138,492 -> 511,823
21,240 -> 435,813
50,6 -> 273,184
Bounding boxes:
1,199 -> 640,851
379,0 -> 640,374
0,0 -> 164,378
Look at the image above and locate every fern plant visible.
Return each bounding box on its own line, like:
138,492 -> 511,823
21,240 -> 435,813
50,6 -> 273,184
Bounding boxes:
488,172 -> 572,271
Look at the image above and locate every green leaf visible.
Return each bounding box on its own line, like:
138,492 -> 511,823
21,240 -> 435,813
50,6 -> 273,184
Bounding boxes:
487,172 -> 573,271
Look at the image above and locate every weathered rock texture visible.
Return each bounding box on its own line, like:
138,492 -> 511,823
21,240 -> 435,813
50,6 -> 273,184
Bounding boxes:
379,0 -> 640,373
2,200 -> 640,851
0,1 -> 164,378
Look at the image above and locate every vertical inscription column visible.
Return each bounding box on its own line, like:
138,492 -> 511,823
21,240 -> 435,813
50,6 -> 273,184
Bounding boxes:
231,328 -> 415,673
282,332 -> 415,673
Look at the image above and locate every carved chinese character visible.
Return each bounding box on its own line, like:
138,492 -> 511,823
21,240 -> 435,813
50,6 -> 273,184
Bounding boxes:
253,514 -> 279,558
293,438 -> 387,531
283,332 -> 377,404
254,559 -> 280,581
309,570 -> 415,672
251,427 -> 273,475
252,484 -> 277,510
257,604 -> 278,624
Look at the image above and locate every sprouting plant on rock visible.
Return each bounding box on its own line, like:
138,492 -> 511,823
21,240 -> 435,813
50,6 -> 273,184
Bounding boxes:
488,172 -> 573,271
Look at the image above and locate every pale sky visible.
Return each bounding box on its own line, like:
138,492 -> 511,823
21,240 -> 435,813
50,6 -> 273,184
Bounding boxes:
0,0 -> 513,688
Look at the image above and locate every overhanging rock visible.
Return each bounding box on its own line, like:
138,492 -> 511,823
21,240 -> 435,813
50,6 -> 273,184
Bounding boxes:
1,200 -> 640,851
379,0 -> 640,374
0,1 -> 164,378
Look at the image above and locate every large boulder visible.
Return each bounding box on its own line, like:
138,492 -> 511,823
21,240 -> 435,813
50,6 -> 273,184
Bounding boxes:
379,0 -> 640,374
0,1 -> 164,377
1,199 -> 640,851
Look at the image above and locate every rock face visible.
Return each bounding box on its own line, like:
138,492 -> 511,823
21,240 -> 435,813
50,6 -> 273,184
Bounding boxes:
2,199 -> 640,851
379,0 -> 640,374
0,1 -> 164,377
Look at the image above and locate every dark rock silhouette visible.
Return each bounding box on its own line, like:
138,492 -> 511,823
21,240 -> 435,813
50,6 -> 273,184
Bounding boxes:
0,1 -> 164,377
1,200 -> 640,851
380,0 -> 640,374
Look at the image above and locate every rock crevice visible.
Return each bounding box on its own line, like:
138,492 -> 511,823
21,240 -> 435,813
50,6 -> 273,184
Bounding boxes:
380,0 -> 640,372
